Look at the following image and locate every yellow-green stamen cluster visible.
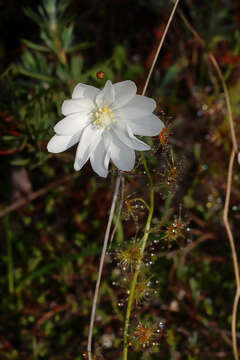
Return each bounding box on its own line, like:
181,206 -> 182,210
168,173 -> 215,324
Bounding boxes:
92,107 -> 115,129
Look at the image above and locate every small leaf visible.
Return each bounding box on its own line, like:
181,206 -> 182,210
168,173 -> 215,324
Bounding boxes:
113,45 -> 126,72
10,158 -> 30,166
23,8 -> 42,25
56,63 -> 68,81
66,41 -> 95,53
40,30 -> 56,52
71,56 -> 83,79
61,25 -> 74,51
21,39 -> 50,52
22,50 -> 36,70
18,68 -> 55,82
124,64 -> 143,80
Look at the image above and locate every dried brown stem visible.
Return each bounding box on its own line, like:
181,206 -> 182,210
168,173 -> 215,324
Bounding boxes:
0,173 -> 79,218
87,174 -> 121,360
178,11 -> 238,152
142,0 -> 180,97
179,11 -> 240,360
109,175 -> 125,249
165,233 -> 215,262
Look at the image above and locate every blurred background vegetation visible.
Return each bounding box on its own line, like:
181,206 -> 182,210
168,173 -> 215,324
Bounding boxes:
1,0 -> 240,359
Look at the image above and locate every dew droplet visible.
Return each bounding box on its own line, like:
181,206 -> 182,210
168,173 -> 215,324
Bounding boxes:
159,321 -> 165,328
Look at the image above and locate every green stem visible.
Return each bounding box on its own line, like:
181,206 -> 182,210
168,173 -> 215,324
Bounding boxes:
123,154 -> 154,360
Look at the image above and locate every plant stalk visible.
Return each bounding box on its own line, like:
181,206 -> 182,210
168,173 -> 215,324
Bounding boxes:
122,155 -> 154,360
122,1 -> 180,358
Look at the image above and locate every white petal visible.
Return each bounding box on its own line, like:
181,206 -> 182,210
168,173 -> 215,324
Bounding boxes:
72,83 -> 100,100
74,125 -> 102,171
47,133 -> 80,153
113,122 -> 150,151
117,95 -> 156,119
96,80 -> 115,107
103,132 -> 111,170
104,152 -> 110,170
54,113 -> 91,135
62,98 -> 94,116
90,137 -> 109,177
127,114 -> 164,136
112,80 -> 137,109
109,133 -> 135,171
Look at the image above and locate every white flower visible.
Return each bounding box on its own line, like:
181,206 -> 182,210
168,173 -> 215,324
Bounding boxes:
47,80 -> 164,177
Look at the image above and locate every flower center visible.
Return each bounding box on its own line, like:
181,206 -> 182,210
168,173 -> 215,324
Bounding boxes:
92,107 -> 115,129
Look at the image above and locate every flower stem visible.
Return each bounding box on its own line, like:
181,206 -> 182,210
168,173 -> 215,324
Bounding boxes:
122,1 -> 180,358
122,155 -> 154,360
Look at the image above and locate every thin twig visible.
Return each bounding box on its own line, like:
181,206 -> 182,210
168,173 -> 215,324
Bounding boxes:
179,11 -> 240,360
0,173 -> 79,218
223,149 -> 240,360
142,0 -> 180,97
87,174 -> 121,360
165,233 -> 215,262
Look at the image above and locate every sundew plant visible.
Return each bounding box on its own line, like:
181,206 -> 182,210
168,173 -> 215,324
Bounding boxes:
1,0 -> 240,359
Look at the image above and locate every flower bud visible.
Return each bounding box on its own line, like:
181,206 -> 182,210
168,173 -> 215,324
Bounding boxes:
96,71 -> 104,79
